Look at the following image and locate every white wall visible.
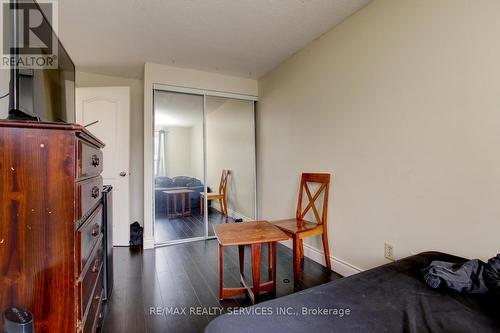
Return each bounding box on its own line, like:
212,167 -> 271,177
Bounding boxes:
76,71 -> 144,226
206,99 -> 255,219
190,121 -> 204,182
143,62 -> 258,248
258,0 -> 500,271
162,127 -> 192,178
0,70 -> 9,118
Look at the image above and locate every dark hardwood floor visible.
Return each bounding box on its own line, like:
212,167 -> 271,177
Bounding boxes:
101,240 -> 342,333
155,208 -> 233,243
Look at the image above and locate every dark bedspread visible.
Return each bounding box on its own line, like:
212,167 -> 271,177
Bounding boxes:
205,252 -> 500,333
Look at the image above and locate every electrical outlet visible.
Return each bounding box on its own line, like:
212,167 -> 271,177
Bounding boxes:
384,242 -> 395,261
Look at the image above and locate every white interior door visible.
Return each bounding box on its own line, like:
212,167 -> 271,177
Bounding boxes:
76,87 -> 131,246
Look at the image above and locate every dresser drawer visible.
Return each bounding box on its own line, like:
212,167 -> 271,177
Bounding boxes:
83,282 -> 103,333
77,140 -> 103,180
76,176 -> 103,223
78,241 -> 103,322
77,206 -> 103,274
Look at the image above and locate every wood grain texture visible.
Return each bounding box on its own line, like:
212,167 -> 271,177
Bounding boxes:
213,221 -> 288,246
0,120 -> 104,147
77,140 -> 103,180
83,281 -> 103,333
215,222 -> 288,304
79,241 -> 103,322
77,206 -> 103,274
0,121 -> 106,333
0,126 -> 77,333
271,173 -> 332,284
76,176 -> 103,226
200,169 -> 229,217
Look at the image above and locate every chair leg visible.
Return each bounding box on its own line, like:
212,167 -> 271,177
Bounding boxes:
238,245 -> 245,275
200,196 -> 204,216
322,229 -> 331,270
298,239 -> 304,268
268,242 -> 273,281
223,196 -> 228,217
218,199 -> 224,217
292,236 -> 301,285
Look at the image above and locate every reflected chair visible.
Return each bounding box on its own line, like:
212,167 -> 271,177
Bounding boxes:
272,173 -> 331,284
200,170 -> 230,217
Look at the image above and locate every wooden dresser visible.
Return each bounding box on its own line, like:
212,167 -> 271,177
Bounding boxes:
0,121 -> 106,333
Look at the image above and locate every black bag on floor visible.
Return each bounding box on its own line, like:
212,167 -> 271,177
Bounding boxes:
129,222 -> 143,246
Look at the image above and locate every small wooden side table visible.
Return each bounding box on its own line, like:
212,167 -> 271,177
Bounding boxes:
163,189 -> 194,219
213,221 -> 289,304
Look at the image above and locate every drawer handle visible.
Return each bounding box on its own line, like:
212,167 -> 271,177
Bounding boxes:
91,186 -> 100,199
91,223 -> 100,237
91,154 -> 100,167
92,258 -> 100,273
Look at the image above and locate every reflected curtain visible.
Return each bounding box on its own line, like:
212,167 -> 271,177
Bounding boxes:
156,130 -> 167,177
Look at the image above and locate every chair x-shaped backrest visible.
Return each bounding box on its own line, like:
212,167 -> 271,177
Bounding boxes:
219,170 -> 230,195
296,173 -> 331,226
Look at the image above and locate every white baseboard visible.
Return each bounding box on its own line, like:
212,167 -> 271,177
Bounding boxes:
211,204 -> 253,221
280,239 -> 362,277
143,236 -> 155,250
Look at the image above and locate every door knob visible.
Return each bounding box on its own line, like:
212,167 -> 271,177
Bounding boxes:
119,171 -> 127,177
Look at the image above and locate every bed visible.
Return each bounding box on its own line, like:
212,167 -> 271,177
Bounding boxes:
205,252 -> 499,333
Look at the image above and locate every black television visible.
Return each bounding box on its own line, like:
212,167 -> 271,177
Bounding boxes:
5,0 -> 75,123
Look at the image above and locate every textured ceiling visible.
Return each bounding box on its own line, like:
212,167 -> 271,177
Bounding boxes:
57,0 -> 371,79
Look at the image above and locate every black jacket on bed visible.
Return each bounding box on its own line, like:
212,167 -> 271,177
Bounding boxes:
205,252 -> 500,333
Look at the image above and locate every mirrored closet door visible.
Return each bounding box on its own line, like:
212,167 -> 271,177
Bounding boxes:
205,96 -> 256,237
153,90 -> 206,243
153,87 -> 256,245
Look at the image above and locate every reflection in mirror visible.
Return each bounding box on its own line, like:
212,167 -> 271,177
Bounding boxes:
205,96 -> 256,236
153,90 -> 205,243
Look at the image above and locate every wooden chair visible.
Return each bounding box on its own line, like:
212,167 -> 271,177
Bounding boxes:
272,173 -> 331,284
200,170 -> 230,217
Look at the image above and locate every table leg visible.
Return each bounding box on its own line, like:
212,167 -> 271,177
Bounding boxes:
271,242 -> 277,297
166,194 -> 170,218
292,236 -> 300,284
173,194 -> 178,217
219,243 -> 223,300
268,242 -> 273,281
238,245 -> 245,276
181,192 -> 186,216
251,243 -> 262,304
186,192 -> 192,216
